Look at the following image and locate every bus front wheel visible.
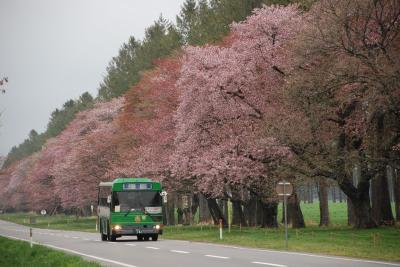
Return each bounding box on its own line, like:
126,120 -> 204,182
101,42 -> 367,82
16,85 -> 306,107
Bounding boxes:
100,224 -> 107,241
101,231 -> 107,241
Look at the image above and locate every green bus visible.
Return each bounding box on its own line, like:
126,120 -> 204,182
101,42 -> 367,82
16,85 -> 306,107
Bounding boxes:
97,178 -> 163,242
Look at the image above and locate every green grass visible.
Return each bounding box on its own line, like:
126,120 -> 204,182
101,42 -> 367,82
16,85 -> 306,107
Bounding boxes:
0,236 -> 101,267
163,225 -> 400,262
1,202 -> 399,262
296,201 -> 349,226
0,213 -> 97,232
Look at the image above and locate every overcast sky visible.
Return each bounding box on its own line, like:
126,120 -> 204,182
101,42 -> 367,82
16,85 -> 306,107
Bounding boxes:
0,0 -> 185,156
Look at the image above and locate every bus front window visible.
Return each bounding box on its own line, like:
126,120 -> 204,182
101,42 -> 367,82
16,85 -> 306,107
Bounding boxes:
112,191 -> 161,212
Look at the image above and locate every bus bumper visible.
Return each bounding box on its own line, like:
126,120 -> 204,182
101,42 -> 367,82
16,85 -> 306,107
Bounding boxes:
112,225 -> 163,236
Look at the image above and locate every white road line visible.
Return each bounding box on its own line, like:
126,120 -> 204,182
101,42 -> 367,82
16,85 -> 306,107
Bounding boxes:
174,240 -> 400,267
171,250 -> 190,254
146,246 -> 160,250
252,262 -> 287,267
83,238 -> 90,241
125,244 -> 137,247
205,254 -> 230,259
0,234 -> 137,267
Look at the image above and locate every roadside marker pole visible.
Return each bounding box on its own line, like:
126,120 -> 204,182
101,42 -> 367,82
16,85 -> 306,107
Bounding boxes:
219,219 -> 223,240
284,193 -> 288,250
30,228 -> 33,248
228,199 -> 231,233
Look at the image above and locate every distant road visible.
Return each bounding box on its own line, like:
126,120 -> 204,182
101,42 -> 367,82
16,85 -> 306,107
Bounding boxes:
0,220 -> 398,267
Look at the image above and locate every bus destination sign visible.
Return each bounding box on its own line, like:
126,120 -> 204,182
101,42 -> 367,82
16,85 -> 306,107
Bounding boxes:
123,183 -> 152,190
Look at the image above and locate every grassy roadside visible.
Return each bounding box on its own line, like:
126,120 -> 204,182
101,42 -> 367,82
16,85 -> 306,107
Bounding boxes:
162,225 -> 400,262
1,203 -> 399,262
0,213 -> 97,232
0,236 -> 101,267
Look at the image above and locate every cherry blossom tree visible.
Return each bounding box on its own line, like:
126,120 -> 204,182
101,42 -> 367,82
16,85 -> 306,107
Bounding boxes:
278,0 -> 400,228
111,56 -> 182,187
172,5 -> 302,226
50,98 -> 124,212
0,155 -> 37,211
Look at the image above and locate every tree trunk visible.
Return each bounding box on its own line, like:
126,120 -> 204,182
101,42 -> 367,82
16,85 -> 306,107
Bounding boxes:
260,202 -> 278,228
244,195 -> 257,227
371,169 -> 395,225
370,111 -> 394,225
318,179 -> 330,226
177,208 -> 184,224
198,194 -> 212,224
333,127 -> 377,228
218,199 -> 229,225
256,199 -> 263,226
207,198 -> 227,226
331,186 -> 337,203
288,192 -> 305,228
339,177 -> 376,228
338,188 -> 343,203
232,200 -> 246,226
347,197 -> 356,226
307,183 -> 314,203
190,194 -> 199,225
165,192 -> 176,225
393,168 -> 400,223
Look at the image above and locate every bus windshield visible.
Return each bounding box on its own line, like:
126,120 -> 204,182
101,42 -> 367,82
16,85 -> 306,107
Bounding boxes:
112,191 -> 161,212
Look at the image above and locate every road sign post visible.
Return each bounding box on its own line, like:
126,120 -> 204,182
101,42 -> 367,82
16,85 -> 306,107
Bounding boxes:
276,181 -> 293,250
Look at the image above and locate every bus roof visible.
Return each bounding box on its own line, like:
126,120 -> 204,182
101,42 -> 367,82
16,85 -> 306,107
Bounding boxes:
113,178 -> 154,184
98,178 -> 161,191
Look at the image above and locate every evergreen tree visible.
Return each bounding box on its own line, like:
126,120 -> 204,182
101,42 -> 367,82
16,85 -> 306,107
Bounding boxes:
98,17 -> 182,100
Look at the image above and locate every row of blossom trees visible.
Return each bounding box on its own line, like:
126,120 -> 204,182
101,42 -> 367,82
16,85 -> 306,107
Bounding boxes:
0,0 -> 399,228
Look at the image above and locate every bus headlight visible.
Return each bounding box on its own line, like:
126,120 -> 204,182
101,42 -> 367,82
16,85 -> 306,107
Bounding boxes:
154,225 -> 160,230
114,225 -> 122,230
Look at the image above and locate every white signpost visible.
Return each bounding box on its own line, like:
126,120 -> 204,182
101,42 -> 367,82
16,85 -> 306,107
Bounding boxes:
161,191 -> 168,203
276,181 -> 293,250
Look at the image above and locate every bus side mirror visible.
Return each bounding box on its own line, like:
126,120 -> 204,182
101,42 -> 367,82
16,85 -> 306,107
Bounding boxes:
107,195 -> 111,204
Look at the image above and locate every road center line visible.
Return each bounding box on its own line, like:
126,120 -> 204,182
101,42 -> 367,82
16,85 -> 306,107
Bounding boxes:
252,261 -> 287,267
145,246 -> 160,250
0,234 -> 137,267
205,254 -> 230,259
125,244 -> 137,247
171,250 -> 190,254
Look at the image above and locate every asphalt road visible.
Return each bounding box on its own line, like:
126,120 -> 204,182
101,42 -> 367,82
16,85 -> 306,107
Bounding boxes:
0,220 -> 399,267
